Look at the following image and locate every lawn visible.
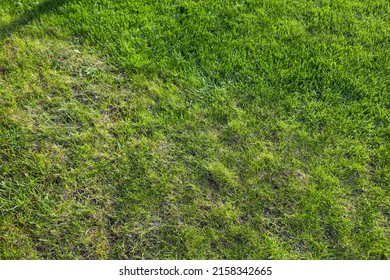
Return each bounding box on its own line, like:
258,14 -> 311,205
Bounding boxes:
0,0 -> 389,259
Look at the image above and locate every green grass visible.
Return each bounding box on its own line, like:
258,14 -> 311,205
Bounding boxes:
0,0 -> 389,259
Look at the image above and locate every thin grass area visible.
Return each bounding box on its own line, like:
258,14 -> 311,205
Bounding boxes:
0,0 -> 389,259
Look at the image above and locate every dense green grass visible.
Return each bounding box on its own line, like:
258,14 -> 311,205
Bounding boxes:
0,0 -> 389,259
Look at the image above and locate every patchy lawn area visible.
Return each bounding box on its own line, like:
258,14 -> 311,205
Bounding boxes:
0,0 -> 389,259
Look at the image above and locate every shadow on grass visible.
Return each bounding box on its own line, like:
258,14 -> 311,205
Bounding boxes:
0,0 -> 71,40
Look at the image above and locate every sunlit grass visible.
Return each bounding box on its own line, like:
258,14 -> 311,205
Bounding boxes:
0,0 -> 389,259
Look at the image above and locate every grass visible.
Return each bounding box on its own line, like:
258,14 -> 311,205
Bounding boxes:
0,0 -> 389,259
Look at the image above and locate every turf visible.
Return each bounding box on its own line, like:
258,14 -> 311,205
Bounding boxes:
0,0 -> 389,259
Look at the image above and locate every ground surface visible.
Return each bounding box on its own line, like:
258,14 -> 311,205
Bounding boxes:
0,0 -> 389,259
